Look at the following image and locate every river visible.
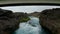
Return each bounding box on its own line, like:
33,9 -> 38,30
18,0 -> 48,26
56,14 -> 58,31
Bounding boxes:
13,16 -> 50,34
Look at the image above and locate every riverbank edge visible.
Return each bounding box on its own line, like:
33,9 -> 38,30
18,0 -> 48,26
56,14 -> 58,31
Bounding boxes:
0,8 -> 30,34
39,8 -> 60,34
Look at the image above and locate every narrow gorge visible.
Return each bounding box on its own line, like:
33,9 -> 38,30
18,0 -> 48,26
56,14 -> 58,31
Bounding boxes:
0,7 -> 60,34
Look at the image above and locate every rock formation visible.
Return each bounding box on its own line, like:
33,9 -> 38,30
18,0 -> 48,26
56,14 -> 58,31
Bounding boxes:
39,8 -> 60,34
0,9 -> 29,34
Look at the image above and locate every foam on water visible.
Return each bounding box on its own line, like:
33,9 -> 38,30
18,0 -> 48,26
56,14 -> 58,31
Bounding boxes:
13,16 -> 50,34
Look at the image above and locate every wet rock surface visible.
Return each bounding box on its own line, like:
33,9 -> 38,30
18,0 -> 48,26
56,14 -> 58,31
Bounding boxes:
39,8 -> 60,34
0,9 -> 28,34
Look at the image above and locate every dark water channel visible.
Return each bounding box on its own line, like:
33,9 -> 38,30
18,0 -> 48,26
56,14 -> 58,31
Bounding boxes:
13,16 -> 50,34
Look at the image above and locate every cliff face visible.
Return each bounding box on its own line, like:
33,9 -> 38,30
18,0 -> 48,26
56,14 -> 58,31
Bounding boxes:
39,8 -> 60,34
0,9 -> 29,34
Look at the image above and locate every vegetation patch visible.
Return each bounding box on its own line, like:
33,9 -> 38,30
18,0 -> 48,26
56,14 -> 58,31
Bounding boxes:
20,17 -> 30,22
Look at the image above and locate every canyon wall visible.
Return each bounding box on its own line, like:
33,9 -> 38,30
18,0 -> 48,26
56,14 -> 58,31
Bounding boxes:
0,9 -> 29,34
39,8 -> 60,34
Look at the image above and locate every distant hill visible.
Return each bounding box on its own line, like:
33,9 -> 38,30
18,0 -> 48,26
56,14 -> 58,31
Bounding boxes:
28,12 -> 40,17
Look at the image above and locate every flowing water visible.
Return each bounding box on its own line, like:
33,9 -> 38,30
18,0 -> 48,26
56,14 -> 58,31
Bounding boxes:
13,16 -> 50,34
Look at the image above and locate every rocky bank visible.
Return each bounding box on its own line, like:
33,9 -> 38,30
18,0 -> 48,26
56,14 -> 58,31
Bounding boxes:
39,8 -> 60,34
0,9 -> 29,34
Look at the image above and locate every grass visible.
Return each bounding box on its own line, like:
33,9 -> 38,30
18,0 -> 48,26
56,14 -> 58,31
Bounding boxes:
20,17 -> 30,22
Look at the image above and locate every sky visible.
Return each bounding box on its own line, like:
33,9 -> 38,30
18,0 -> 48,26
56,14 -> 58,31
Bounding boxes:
0,6 -> 60,13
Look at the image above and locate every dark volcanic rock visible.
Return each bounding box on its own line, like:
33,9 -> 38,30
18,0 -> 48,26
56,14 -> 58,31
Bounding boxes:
0,9 -> 28,34
39,8 -> 60,34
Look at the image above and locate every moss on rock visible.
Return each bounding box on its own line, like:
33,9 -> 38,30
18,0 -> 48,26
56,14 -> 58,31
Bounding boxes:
20,17 -> 30,22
